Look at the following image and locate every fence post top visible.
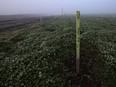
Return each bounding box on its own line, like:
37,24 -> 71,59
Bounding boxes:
76,11 -> 80,13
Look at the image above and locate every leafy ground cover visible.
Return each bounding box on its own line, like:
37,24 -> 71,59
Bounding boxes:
0,19 -> 76,87
0,16 -> 116,87
81,16 -> 116,87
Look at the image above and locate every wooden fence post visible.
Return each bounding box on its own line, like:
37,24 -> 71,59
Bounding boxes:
76,11 -> 80,74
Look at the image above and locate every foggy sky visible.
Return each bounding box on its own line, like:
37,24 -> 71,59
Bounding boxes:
0,0 -> 116,15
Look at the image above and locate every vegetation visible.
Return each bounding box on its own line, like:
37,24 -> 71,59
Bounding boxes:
0,15 -> 116,87
81,16 -> 116,87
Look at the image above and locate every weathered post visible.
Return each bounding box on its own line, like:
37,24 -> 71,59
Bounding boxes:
76,11 -> 80,74
68,11 -> 81,87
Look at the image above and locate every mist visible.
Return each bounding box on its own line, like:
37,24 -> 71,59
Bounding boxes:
0,0 -> 116,15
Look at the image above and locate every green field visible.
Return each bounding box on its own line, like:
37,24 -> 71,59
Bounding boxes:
0,15 -> 116,87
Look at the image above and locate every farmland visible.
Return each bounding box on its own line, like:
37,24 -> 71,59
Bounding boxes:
0,15 -> 51,33
0,15 -> 116,87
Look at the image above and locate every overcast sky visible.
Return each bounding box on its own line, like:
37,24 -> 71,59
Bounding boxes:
0,0 -> 116,15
